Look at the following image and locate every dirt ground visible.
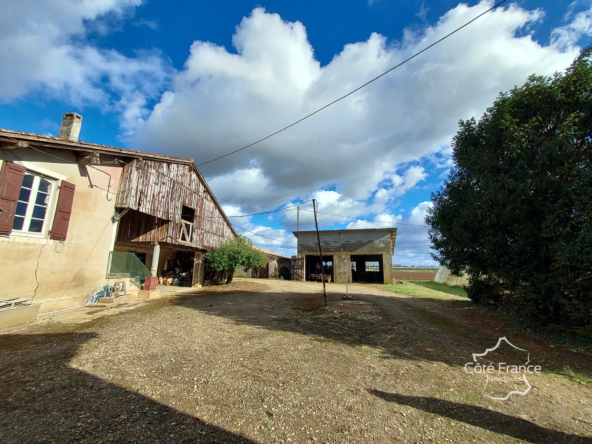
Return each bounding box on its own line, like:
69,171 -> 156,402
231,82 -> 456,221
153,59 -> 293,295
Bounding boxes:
392,271 -> 437,280
1,278 -> 591,444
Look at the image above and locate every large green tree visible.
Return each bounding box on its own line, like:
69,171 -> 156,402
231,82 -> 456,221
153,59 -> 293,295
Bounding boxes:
205,236 -> 267,283
426,47 -> 592,331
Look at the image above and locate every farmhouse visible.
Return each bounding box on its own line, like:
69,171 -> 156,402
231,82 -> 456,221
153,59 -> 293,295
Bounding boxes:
234,245 -> 291,279
292,228 -> 397,284
0,113 -> 235,325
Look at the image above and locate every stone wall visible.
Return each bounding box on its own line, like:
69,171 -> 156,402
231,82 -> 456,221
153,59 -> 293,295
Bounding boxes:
296,230 -> 395,284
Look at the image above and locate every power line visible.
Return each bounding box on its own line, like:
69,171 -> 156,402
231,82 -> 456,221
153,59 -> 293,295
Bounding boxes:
195,0 -> 508,167
233,222 -> 297,244
226,200 -> 312,218
298,208 -> 429,227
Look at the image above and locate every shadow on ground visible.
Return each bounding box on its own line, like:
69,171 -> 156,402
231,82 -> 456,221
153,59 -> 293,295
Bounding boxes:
368,389 -> 592,444
0,333 -> 254,444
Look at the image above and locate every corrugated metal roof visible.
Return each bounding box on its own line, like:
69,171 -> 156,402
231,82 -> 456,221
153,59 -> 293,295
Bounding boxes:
293,227 -> 397,236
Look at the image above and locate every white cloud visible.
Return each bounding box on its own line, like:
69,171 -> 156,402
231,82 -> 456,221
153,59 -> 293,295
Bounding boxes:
132,2 -> 584,213
134,19 -> 158,30
391,201 -> 436,266
551,5 -> 592,51
2,1 -> 589,266
346,213 -> 402,229
0,0 -> 172,126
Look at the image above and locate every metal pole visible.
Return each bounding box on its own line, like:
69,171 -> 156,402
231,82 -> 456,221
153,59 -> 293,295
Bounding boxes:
312,199 -> 327,307
297,205 -> 300,232
344,256 -> 349,299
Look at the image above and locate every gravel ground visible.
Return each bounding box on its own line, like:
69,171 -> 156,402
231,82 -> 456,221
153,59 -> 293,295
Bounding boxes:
1,279 -> 591,443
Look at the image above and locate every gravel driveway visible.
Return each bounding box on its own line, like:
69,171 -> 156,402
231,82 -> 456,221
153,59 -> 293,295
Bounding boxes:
1,279 -> 591,443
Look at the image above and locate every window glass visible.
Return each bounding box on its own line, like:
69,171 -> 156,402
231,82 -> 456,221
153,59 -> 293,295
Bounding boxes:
365,261 -> 380,272
12,172 -> 54,235
21,174 -> 34,189
19,188 -> 31,202
38,178 -> 52,193
28,218 -> 44,233
13,216 -> 24,231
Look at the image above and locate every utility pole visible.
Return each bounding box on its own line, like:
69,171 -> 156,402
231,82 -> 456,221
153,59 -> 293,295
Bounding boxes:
297,205 -> 300,232
312,199 -> 327,307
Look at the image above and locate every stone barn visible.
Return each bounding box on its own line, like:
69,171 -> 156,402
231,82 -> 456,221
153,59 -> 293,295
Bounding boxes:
292,228 -> 397,284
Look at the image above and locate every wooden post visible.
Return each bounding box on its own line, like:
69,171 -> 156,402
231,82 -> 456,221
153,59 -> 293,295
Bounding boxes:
312,199 -> 326,307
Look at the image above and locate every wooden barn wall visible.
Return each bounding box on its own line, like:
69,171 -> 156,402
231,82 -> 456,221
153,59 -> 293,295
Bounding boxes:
115,159 -> 234,249
116,211 -> 168,244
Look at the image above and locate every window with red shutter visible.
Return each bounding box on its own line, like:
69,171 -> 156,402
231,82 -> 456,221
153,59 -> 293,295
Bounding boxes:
0,161 -> 26,236
49,181 -> 75,241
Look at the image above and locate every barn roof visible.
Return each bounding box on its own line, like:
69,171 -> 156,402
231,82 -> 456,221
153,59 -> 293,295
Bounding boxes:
0,128 -> 238,237
254,245 -> 290,260
292,227 -> 397,235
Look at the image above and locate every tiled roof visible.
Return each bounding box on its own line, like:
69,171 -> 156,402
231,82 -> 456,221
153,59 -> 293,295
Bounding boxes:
254,245 -> 290,259
0,128 -> 238,237
0,128 -> 190,163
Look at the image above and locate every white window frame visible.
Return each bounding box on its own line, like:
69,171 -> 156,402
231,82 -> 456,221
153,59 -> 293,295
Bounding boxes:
11,169 -> 59,239
365,261 -> 380,272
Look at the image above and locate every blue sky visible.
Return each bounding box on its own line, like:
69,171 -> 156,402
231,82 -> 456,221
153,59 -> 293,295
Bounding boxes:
1,0 -> 591,264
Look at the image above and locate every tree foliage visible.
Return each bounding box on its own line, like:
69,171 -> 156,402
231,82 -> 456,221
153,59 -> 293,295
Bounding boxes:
426,47 -> 592,331
205,236 -> 267,283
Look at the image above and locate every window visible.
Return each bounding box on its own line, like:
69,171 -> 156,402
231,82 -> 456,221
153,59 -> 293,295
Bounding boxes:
351,262 -> 357,271
13,172 -> 55,235
365,261 -> 380,272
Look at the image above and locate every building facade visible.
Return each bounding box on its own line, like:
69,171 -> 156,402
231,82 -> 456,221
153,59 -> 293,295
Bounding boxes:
0,113 -> 235,325
293,228 -> 397,284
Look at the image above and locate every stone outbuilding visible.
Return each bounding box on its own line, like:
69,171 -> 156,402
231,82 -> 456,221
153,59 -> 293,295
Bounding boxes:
292,228 -> 397,284
235,245 -> 291,279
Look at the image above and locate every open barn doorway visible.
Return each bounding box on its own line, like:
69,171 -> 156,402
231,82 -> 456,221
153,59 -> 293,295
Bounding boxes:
351,254 -> 384,284
305,255 -> 334,282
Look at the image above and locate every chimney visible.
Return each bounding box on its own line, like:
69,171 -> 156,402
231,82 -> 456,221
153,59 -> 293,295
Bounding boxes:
58,113 -> 83,141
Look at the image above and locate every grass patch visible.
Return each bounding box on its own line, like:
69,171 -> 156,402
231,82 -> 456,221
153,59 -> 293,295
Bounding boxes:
383,280 -> 468,301
406,280 -> 468,298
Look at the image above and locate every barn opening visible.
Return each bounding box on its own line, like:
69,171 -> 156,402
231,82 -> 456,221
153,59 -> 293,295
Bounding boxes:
351,254 -> 384,284
180,206 -> 195,243
305,255 -> 334,282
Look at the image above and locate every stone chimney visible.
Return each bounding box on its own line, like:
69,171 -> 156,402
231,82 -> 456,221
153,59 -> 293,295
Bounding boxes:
58,113 -> 82,141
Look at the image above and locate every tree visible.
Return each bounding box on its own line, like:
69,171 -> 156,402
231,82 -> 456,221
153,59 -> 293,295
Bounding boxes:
205,236 -> 267,283
426,47 -> 592,331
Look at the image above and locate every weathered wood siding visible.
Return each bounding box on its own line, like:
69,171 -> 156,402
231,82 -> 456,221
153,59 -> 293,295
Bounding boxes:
115,159 -> 234,250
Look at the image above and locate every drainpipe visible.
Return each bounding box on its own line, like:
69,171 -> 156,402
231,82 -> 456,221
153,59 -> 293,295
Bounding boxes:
151,244 -> 160,277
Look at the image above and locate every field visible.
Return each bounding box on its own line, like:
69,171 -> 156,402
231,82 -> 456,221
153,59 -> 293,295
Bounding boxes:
392,271 -> 437,280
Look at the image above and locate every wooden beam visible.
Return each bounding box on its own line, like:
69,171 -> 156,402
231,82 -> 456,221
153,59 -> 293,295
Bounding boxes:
0,141 -> 28,150
76,151 -> 100,165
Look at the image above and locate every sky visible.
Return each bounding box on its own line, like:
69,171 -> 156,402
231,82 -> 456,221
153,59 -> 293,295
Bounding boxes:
1,0 -> 591,265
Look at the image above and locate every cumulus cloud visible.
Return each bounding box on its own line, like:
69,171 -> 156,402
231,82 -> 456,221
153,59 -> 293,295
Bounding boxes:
2,1 -> 589,265
0,0 -> 172,126
127,2 -> 589,265
132,2 -> 584,210
551,5 -> 592,51
392,201 -> 435,265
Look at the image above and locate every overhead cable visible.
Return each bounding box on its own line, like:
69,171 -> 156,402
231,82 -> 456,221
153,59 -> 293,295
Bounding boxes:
195,0 -> 508,167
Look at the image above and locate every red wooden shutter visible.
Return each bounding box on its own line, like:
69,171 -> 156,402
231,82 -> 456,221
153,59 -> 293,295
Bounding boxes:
49,181 -> 75,241
0,161 -> 26,236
